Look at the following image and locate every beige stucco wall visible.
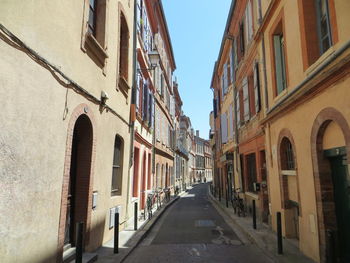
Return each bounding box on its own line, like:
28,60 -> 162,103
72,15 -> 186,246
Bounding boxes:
267,77 -> 350,262
0,0 -> 134,262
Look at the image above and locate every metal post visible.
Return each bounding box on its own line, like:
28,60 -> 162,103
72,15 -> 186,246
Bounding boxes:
219,187 -> 221,202
134,202 -> 138,230
225,187 -> 229,208
76,222 -> 84,263
252,200 -> 257,229
114,212 -> 119,254
277,212 -> 283,254
326,229 -> 336,263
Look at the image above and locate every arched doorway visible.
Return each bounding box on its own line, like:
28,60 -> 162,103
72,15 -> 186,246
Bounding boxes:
278,135 -> 300,240
64,114 -> 93,248
311,108 -> 350,262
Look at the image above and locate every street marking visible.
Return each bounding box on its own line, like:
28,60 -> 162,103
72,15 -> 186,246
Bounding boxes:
195,220 -> 215,227
211,225 -> 242,246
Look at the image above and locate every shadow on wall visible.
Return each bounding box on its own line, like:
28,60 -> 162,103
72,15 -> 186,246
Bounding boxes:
19,218 -> 107,263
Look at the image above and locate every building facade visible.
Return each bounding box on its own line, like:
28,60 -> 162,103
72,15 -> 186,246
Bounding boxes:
1,0 -> 134,262
211,0 -> 350,262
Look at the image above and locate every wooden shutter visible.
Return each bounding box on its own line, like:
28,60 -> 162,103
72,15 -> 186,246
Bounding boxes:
136,65 -> 141,113
247,0 -> 253,41
148,91 -> 152,126
242,78 -> 250,122
230,42 -> 235,84
143,81 -> 148,120
240,22 -> 245,55
221,113 -> 228,144
235,92 -> 240,127
274,34 -> 286,94
254,63 -> 261,113
213,99 -> 217,118
248,74 -> 255,117
229,104 -> 233,140
136,0 -> 141,31
223,63 -> 228,94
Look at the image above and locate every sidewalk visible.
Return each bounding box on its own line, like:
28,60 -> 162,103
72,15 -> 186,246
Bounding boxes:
208,188 -> 316,263
94,191 -> 186,263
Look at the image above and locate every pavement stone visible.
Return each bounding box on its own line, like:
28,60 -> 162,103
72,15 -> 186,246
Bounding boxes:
208,186 -> 316,263
94,192 -> 184,263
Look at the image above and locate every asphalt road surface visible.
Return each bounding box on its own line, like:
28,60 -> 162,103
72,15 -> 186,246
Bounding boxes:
124,183 -> 273,263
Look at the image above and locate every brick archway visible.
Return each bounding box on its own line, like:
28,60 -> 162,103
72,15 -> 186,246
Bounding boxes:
57,104 -> 96,262
310,107 -> 350,263
277,129 -> 301,212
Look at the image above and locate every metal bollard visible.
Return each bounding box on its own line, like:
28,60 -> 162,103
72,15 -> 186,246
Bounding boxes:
114,212 -> 119,254
134,202 -> 138,230
252,200 -> 257,229
326,229 -> 336,263
76,222 -> 84,263
277,212 -> 283,254
226,188 -> 229,208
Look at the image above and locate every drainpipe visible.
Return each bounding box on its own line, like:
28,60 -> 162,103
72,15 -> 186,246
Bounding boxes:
258,0 -> 269,112
126,0 -> 138,222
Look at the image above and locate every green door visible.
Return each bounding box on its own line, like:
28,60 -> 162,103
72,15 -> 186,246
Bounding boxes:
327,149 -> 350,262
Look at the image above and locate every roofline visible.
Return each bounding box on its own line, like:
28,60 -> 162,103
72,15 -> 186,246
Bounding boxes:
158,0 -> 177,70
218,0 -> 236,61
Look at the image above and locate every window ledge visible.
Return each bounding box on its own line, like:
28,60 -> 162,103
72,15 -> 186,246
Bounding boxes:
118,76 -> 130,98
281,170 -> 296,176
84,32 -> 108,68
305,46 -> 335,76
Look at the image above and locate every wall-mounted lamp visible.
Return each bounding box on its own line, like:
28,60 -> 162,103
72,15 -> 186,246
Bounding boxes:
101,90 -> 109,105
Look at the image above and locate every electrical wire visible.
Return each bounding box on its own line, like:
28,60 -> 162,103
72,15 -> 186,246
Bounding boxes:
0,23 -> 130,127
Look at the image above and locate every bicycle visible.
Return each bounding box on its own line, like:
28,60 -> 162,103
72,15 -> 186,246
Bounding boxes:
232,188 -> 245,217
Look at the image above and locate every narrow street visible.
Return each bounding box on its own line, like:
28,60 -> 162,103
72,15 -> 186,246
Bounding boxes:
125,184 -> 273,263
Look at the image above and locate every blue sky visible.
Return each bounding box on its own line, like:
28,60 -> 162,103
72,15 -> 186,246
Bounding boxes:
162,0 -> 232,139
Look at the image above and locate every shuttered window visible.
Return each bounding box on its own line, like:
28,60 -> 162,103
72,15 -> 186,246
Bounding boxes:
230,40 -> 236,84
213,99 -> 217,118
235,92 -> 241,127
239,22 -> 245,55
142,81 -> 148,120
229,104 -> 234,140
245,0 -> 254,44
274,34 -> 287,95
253,63 -> 261,113
242,78 -> 250,122
222,63 -> 228,95
248,74 -> 255,117
136,64 -> 141,113
221,113 -> 228,144
111,136 -> 123,196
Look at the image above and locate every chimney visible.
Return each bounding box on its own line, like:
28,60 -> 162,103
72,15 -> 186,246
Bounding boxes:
196,130 -> 199,137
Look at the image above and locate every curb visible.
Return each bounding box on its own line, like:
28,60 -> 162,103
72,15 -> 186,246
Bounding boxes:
118,195 -> 180,262
207,188 -> 275,261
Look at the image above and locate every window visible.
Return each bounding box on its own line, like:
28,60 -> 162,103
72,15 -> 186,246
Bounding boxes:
281,138 -> 295,170
119,12 -> 129,82
239,22 -> 245,56
83,0 -> 108,67
112,136 -> 124,195
273,32 -> 287,95
88,0 -> 98,36
315,0 -> 332,54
